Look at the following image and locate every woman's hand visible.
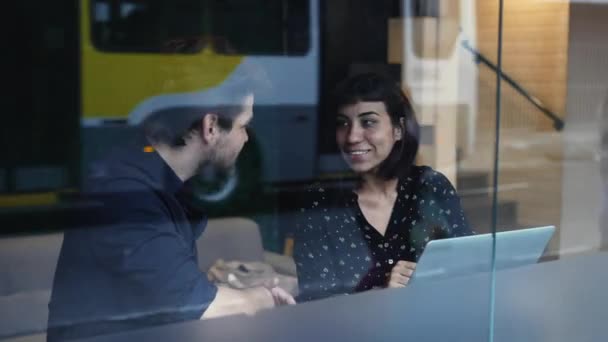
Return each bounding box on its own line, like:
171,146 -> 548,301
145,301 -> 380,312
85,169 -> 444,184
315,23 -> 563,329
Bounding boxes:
387,261 -> 416,288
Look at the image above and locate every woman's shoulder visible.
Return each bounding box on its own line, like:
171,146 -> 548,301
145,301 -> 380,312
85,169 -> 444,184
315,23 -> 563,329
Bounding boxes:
303,181 -> 332,203
306,179 -> 356,201
294,182 -> 349,238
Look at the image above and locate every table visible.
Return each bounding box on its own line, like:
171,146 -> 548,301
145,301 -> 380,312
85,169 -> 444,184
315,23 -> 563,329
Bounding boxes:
81,252 -> 608,342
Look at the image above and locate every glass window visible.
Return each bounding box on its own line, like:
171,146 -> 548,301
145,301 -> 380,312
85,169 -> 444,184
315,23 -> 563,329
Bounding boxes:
210,0 -> 310,55
6,0 -> 608,341
90,0 -> 310,55
91,0 -> 207,53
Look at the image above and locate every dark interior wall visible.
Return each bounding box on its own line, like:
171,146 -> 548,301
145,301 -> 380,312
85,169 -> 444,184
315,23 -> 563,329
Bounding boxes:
6,1 -> 80,192
318,0 -> 399,153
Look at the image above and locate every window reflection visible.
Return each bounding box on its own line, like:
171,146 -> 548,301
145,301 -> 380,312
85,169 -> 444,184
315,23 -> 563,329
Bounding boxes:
90,0 -> 310,55
3,0 -> 608,341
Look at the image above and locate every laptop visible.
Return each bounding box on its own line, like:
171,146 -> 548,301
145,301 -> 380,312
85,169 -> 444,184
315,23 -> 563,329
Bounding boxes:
411,225 -> 555,282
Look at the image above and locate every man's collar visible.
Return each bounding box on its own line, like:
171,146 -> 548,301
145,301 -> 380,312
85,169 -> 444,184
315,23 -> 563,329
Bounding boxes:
113,141 -> 184,195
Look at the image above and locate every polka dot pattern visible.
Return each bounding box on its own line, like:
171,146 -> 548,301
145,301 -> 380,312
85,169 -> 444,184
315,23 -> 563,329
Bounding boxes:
294,166 -> 474,302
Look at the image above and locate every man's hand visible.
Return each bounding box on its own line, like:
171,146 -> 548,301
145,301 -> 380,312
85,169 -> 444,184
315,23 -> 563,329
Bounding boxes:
201,285 -> 295,320
269,287 -> 296,306
387,261 -> 416,288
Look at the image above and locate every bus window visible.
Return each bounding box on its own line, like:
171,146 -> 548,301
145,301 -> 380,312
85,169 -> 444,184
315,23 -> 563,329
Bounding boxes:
90,0 -> 310,56
90,0 -> 207,53
210,0 -> 310,56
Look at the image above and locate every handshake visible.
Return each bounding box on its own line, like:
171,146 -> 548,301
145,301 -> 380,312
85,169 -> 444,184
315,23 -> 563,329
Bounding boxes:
203,259 -> 297,319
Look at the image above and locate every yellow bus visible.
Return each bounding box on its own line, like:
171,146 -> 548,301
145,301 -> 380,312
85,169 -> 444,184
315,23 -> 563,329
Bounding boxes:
5,0 -> 477,228
4,0 -> 320,215
80,0 -> 320,208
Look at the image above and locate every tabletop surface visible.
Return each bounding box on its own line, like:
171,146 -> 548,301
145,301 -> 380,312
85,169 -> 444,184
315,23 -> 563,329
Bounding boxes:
81,252 -> 608,342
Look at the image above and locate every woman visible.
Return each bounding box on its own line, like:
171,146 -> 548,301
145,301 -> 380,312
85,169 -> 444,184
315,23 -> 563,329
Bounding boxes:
294,73 -> 473,302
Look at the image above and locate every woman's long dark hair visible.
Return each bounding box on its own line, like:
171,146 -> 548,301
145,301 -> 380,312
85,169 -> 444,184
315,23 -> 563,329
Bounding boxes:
332,72 -> 420,180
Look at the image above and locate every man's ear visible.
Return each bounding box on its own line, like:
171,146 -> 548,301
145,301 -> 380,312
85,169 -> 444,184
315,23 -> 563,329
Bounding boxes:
201,113 -> 219,144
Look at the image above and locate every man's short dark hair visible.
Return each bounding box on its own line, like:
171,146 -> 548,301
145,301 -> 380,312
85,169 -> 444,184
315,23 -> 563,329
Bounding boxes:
141,71 -> 264,147
332,72 -> 420,180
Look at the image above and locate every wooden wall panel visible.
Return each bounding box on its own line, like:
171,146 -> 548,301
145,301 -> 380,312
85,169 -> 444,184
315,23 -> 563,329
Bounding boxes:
476,0 -> 570,131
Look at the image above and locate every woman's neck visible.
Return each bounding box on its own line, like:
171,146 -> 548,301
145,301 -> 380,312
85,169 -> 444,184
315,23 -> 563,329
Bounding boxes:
357,173 -> 399,198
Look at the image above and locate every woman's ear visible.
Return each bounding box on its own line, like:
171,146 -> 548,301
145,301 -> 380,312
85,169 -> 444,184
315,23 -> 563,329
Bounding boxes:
394,128 -> 403,141
394,117 -> 405,140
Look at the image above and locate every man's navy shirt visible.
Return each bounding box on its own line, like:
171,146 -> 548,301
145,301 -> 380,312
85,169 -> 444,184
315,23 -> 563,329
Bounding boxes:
48,143 -> 218,341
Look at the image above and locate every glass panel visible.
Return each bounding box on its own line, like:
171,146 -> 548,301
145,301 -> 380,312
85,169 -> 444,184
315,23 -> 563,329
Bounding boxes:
211,0 -> 310,55
91,0 -> 207,53
89,0 -> 310,55
4,0 -> 503,341
402,0 -> 499,340
494,0 -> 608,341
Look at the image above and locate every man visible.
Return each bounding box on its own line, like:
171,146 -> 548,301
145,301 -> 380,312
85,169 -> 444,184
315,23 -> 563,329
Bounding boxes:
47,77 -> 294,341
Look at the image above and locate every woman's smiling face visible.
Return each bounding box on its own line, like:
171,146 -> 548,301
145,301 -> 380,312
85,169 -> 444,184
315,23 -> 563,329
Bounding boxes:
336,101 -> 402,175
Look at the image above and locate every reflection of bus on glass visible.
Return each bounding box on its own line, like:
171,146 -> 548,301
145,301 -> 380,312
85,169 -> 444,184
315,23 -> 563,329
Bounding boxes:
82,0 -> 477,199
81,0 -> 321,206
5,0 -> 477,218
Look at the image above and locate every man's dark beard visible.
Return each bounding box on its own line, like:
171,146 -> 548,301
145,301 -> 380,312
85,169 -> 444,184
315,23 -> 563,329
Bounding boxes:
191,163 -> 238,201
197,162 -> 235,184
